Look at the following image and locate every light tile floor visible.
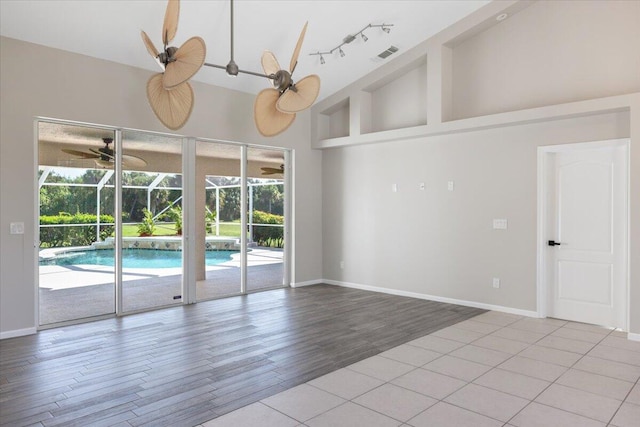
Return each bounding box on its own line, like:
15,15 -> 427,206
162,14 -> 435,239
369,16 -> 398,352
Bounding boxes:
200,311 -> 640,427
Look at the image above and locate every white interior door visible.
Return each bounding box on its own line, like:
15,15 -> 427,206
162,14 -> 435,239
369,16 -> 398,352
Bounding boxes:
546,141 -> 628,328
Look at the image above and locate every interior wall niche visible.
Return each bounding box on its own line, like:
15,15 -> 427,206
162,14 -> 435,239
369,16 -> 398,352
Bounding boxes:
361,57 -> 428,134
449,0 -> 640,121
318,98 -> 350,140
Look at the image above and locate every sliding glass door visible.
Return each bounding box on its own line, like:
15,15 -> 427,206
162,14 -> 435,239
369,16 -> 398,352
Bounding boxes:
246,147 -> 287,292
37,119 -> 290,326
120,130 -> 184,313
38,122 -> 116,325
195,140 -> 242,300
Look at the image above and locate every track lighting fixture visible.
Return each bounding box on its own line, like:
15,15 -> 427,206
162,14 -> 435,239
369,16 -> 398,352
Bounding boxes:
309,22 -> 394,65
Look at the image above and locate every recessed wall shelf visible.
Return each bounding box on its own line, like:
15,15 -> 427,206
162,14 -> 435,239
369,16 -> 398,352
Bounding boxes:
317,98 -> 350,140
310,0 -> 640,149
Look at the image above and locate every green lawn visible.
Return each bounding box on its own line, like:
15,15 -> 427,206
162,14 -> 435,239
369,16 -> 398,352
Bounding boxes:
122,222 -> 242,238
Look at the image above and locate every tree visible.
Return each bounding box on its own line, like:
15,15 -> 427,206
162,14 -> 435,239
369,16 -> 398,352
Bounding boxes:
219,187 -> 241,221
253,184 -> 283,215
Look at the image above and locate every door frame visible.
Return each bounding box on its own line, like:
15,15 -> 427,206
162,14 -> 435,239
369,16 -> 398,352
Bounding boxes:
536,138 -> 630,330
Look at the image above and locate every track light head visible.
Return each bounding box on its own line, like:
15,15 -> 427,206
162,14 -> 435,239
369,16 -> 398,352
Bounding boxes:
382,26 -> 391,34
320,54 -> 325,65
361,33 -> 368,42
339,48 -> 345,58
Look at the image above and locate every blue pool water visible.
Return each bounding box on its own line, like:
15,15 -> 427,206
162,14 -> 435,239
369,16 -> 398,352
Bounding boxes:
40,248 -> 236,269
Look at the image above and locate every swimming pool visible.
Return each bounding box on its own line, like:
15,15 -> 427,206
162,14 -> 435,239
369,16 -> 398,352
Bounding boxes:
40,248 -> 236,269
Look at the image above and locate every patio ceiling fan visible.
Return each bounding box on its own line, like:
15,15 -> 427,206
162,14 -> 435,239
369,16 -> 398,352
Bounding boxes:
61,138 -> 148,169
261,164 -> 284,176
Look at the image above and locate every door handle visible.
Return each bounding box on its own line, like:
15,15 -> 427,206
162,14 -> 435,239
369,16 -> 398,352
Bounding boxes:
548,240 -> 562,246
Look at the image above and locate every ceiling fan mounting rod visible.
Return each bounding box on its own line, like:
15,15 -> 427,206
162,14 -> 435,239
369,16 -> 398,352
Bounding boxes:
203,62 -> 271,79
203,0 -> 273,80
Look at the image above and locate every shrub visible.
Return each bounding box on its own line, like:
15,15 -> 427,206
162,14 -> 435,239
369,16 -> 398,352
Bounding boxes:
40,213 -> 114,248
251,210 -> 284,248
137,208 -> 156,237
162,205 -> 182,235
205,210 -> 216,234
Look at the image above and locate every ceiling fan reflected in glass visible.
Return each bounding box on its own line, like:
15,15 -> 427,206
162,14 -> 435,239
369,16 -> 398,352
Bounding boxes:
61,138 -> 148,169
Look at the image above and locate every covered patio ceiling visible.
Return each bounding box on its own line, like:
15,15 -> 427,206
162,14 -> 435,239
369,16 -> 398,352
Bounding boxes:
38,121 -> 285,178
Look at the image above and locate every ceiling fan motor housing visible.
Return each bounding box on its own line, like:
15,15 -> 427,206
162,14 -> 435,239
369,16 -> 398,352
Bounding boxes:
159,46 -> 178,66
273,70 -> 292,93
100,138 -> 114,160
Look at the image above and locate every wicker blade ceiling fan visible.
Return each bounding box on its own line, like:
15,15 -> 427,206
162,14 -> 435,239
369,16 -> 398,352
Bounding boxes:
140,0 -> 206,130
140,0 -> 321,136
254,22 -> 321,137
61,138 -> 148,169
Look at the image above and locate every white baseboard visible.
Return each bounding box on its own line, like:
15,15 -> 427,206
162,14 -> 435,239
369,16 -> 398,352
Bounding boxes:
1,327 -> 37,340
291,279 -> 324,288
324,279 -> 539,318
628,332 -> 640,342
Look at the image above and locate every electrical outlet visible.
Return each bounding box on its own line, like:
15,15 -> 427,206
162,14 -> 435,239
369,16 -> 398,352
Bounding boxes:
493,278 -> 500,289
340,261 -> 344,269
493,219 -> 508,229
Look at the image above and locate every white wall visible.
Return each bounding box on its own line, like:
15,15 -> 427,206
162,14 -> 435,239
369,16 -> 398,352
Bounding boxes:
0,37 -> 322,337
315,0 -> 640,334
323,111 -> 629,312
451,0 -> 640,119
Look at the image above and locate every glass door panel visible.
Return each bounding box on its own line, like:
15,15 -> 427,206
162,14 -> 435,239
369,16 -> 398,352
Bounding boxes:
38,122 -> 116,325
196,141 -> 242,300
246,147 -> 286,291
121,130 -> 183,312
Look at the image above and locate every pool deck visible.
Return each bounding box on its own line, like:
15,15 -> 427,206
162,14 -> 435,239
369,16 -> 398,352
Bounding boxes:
38,247 -> 284,325
39,247 -> 282,290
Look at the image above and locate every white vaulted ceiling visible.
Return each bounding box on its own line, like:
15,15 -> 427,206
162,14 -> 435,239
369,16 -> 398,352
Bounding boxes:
0,0 -> 488,101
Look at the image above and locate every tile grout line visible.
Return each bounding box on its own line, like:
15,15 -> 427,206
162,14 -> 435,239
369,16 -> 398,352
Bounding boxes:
503,324 -> 624,426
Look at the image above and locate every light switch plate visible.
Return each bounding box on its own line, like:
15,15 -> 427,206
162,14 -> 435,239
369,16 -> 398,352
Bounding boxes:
493,219 -> 508,229
419,182 -> 425,190
493,278 -> 500,288
392,184 -> 398,192
10,222 -> 25,234
447,181 -> 454,191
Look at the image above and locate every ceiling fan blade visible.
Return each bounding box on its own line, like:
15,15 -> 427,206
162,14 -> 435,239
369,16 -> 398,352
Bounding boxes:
61,148 -> 98,159
290,21 -> 308,74
89,148 -> 114,160
141,30 -> 159,58
254,88 -> 295,137
122,154 -> 148,169
147,73 -> 194,130
163,36 -> 206,89
276,74 -> 321,113
261,166 -> 284,175
85,150 -> 147,169
162,0 -> 180,45
94,159 -> 113,169
261,51 -> 280,77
